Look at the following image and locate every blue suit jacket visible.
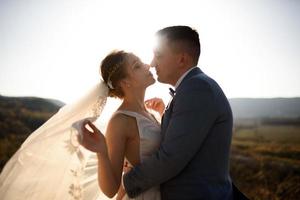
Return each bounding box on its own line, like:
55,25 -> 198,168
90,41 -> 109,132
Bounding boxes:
124,67 -> 233,200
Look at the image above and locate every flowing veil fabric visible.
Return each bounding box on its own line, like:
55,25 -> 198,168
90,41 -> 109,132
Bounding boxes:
0,81 -> 113,200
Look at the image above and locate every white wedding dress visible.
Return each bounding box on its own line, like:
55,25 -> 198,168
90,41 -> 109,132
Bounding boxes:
0,82 -> 162,200
114,110 -> 161,200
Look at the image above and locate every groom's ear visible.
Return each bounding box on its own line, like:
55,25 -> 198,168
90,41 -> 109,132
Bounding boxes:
178,52 -> 190,68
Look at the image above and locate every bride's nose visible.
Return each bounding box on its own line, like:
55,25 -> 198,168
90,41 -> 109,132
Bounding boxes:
150,59 -> 156,68
144,64 -> 150,70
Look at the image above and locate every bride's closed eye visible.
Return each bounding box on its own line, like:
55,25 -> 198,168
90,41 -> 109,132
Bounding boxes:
132,61 -> 144,70
134,63 -> 141,69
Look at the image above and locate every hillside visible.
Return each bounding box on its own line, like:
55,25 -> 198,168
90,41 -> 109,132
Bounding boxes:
0,95 -> 63,170
0,95 -> 64,137
229,98 -> 300,119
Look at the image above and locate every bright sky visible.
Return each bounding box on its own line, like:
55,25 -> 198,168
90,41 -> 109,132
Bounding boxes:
0,0 -> 300,103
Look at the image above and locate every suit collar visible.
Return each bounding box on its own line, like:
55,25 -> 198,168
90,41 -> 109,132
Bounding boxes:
174,66 -> 198,89
175,67 -> 203,92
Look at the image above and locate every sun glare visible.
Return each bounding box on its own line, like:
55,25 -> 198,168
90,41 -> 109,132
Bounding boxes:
0,0 -> 299,103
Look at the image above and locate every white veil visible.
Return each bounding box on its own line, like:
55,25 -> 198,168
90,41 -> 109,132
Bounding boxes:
0,81 -> 113,200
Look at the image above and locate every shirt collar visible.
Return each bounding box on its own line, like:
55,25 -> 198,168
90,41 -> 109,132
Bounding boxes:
174,66 -> 198,90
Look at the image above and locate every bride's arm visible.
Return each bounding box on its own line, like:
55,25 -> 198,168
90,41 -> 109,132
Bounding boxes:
81,115 -> 129,198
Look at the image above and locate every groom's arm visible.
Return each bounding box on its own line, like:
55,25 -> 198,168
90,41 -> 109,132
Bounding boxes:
123,83 -> 218,198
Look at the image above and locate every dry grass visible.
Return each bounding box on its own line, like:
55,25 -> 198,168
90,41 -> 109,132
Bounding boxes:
231,126 -> 300,200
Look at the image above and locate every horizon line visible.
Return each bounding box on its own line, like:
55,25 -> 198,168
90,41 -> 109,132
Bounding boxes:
1,93 -> 300,103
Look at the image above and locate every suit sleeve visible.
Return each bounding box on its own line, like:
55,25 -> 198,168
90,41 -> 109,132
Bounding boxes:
123,85 -> 217,198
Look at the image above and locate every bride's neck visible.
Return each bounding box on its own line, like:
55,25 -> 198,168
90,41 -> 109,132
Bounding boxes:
121,90 -> 147,112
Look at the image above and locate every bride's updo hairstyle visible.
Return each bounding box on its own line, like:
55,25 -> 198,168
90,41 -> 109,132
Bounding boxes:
100,50 -> 129,98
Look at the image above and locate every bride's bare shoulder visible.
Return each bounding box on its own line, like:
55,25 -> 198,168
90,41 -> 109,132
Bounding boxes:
106,112 -> 137,137
109,112 -> 135,125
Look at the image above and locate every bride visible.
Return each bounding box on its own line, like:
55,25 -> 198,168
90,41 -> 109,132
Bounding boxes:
80,50 -> 164,200
0,50 -> 165,199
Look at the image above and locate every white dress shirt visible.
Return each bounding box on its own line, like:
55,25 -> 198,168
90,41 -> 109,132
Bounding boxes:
174,66 -> 198,90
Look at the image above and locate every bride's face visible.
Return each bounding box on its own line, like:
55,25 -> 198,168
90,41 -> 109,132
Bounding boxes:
124,54 -> 155,89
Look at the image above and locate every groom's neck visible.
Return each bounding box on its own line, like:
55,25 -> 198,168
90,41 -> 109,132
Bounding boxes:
172,65 -> 196,87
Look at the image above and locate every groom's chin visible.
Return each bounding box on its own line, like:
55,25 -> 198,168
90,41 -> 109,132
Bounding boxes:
150,79 -> 156,86
146,80 -> 156,88
156,77 -> 167,84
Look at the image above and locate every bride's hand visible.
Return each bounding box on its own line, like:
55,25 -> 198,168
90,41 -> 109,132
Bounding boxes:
145,98 -> 165,116
80,120 -> 108,155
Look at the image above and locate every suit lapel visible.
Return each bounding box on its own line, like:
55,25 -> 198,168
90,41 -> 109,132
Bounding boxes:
161,67 -> 203,140
161,99 -> 174,139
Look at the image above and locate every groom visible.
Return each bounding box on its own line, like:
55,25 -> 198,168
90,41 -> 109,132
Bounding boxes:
123,26 -> 233,199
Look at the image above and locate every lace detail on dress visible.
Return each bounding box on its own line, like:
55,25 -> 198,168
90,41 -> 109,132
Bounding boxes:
68,96 -> 108,200
68,128 -> 86,200
91,96 -> 107,118
69,166 -> 84,200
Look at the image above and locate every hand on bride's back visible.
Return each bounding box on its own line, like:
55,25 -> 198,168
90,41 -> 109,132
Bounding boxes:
145,97 -> 165,116
80,120 -> 108,155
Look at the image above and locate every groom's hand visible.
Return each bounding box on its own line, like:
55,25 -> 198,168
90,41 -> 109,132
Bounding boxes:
116,161 -> 133,200
145,98 -> 165,116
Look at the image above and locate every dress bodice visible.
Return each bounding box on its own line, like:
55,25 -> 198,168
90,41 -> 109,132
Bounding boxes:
115,110 -> 162,200
114,110 -> 161,161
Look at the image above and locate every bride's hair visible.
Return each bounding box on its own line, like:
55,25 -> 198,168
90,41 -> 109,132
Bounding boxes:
100,50 -> 129,98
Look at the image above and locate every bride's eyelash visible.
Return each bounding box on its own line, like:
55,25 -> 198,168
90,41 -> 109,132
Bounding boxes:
133,63 -> 141,69
132,59 -> 144,69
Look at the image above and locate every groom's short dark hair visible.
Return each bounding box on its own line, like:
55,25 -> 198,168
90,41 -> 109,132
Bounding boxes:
156,26 -> 201,64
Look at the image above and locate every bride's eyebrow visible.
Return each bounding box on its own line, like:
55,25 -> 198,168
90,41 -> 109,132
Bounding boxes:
131,59 -> 140,68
